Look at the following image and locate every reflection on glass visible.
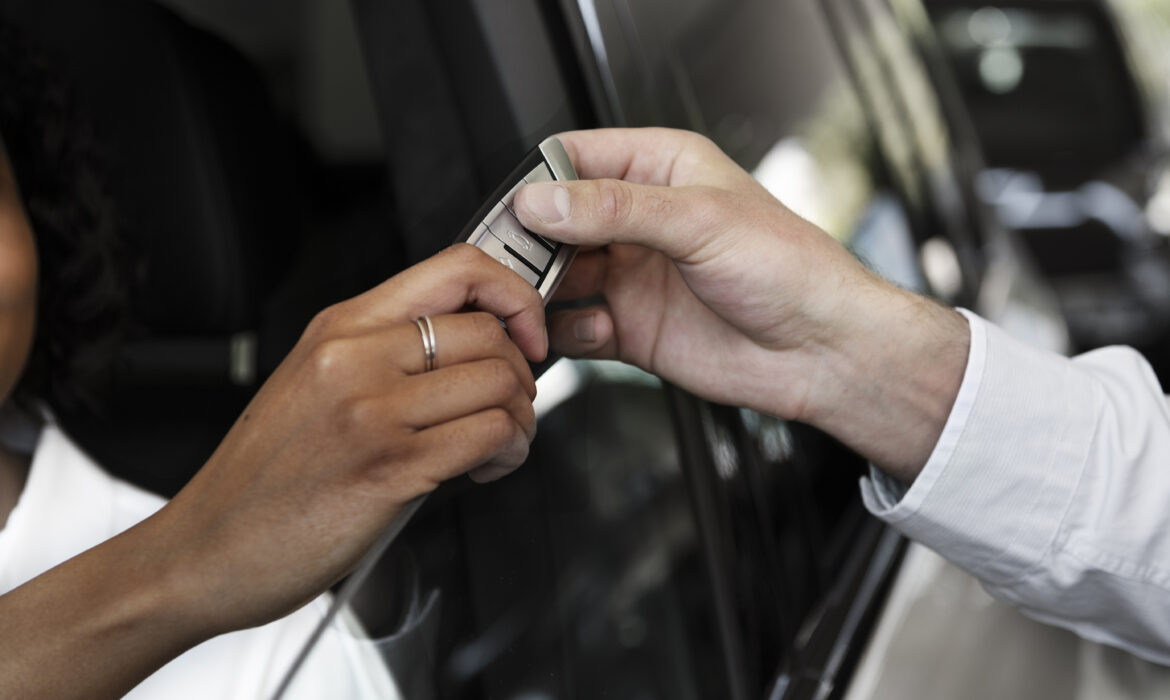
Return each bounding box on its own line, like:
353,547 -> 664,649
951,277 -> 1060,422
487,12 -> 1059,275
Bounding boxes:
1109,0 -> 1170,145
289,354 -> 728,698
978,47 -> 1024,94
837,14 -> 925,214
920,236 -> 964,299
531,357 -> 583,419
751,85 -> 875,243
738,408 -> 794,464
872,0 -> 953,179
1149,169 -> 1170,236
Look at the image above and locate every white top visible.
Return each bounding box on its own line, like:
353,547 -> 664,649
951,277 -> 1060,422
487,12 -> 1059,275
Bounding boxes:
862,309 -> 1170,665
0,419 -> 401,699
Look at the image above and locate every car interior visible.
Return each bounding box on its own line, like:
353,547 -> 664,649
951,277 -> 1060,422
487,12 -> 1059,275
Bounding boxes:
4,0 -> 1167,698
927,0 -> 1170,374
0,0 -> 970,697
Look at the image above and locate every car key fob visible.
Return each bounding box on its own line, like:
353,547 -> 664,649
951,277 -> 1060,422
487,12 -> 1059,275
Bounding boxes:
457,136 -> 578,301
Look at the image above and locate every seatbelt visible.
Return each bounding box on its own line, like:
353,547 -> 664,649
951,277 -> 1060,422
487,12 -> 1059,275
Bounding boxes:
270,494 -> 428,700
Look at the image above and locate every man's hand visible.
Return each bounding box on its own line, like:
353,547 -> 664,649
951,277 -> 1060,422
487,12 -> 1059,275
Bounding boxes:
515,127 -> 969,479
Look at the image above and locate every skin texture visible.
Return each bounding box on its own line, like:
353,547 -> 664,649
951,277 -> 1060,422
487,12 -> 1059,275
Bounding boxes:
0,126 -> 967,697
514,127 -> 970,481
0,239 -> 549,698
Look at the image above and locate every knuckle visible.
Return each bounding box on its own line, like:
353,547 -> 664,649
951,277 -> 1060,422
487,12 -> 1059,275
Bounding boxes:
668,127 -> 718,156
471,312 -> 509,345
304,303 -> 344,340
367,443 -> 430,493
594,178 -> 634,227
485,357 -> 521,394
644,187 -> 675,222
693,188 -> 728,225
479,407 -> 519,448
307,337 -> 348,381
447,241 -> 483,264
685,129 -> 717,151
337,395 -> 374,435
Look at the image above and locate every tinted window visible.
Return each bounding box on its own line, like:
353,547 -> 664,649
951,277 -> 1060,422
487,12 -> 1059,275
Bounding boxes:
282,0 -> 923,697
929,0 -> 1147,186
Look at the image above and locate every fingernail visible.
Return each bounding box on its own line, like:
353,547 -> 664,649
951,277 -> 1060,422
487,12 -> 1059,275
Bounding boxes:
526,183 -> 570,223
574,315 -> 595,343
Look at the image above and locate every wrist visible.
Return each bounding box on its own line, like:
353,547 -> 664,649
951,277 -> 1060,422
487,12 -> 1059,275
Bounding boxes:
82,517 -> 213,653
798,280 -> 970,481
0,516 -> 209,697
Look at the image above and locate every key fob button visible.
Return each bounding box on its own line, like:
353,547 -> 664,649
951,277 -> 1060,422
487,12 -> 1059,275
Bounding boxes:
499,184 -> 557,252
487,208 -> 553,269
524,163 -> 553,183
455,137 -> 577,301
476,230 -> 540,286
502,180 -> 524,217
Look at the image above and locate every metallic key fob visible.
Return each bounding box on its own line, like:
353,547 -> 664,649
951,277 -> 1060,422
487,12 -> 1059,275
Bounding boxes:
457,136 -> 578,301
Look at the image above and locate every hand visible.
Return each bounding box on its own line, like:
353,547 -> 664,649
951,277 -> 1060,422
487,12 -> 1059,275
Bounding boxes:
515,128 -> 871,418
0,244 -> 548,698
515,127 -> 968,477
143,244 -> 547,635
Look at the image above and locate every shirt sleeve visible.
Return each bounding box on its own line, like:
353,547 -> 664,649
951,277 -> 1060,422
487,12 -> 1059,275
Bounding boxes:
861,310 -> 1170,665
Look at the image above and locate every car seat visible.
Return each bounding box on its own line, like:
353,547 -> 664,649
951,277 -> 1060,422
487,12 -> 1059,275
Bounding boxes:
0,0 -> 305,496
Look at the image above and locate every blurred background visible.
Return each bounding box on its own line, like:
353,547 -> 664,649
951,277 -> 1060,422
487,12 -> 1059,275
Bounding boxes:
928,0 -> 1170,374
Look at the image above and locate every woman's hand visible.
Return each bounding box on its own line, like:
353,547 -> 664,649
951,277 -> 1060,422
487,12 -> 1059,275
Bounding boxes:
162,243 -> 547,632
0,244 -> 547,698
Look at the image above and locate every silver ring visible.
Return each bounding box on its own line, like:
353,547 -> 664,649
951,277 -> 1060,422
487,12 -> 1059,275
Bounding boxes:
414,316 -> 437,372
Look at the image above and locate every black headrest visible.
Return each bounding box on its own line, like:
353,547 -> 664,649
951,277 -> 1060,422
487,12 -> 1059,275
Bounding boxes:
1,0 -> 295,335
1,0 -> 305,495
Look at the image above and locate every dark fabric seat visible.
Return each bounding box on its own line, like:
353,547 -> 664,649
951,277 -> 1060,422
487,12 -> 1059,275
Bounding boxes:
1,0 -> 302,496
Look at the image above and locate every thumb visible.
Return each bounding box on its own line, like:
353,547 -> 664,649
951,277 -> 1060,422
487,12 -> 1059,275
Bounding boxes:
515,179 -> 721,262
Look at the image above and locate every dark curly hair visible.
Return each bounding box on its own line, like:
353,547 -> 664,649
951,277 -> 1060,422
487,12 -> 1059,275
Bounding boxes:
0,21 -> 129,413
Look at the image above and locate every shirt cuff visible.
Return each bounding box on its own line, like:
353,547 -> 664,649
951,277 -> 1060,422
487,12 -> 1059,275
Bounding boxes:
860,310 -> 1095,585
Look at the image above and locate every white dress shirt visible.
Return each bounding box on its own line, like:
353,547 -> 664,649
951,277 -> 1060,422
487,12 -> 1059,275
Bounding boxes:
0,418 -> 402,699
862,309 -> 1170,665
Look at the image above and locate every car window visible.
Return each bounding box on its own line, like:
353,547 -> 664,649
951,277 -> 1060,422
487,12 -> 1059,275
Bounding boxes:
279,358 -> 742,699
928,0 -> 1148,186
136,1 -> 981,697
253,0 -> 957,696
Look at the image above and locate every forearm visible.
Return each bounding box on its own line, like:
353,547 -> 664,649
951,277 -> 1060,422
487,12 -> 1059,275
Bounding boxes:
0,517 -> 205,698
797,279 -> 969,482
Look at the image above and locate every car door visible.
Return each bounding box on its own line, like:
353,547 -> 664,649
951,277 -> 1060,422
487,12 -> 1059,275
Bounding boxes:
277,0 -> 1066,698
326,1 -> 920,698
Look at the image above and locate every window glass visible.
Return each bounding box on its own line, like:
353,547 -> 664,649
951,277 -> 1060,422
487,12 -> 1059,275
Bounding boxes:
279,0 -> 926,696
573,0 -> 921,693
929,1 -> 1147,184
1108,0 -> 1170,146
283,359 -> 733,698
580,0 -> 882,244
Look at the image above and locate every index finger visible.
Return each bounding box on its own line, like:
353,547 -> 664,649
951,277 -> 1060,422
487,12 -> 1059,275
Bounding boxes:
343,244 -> 548,362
